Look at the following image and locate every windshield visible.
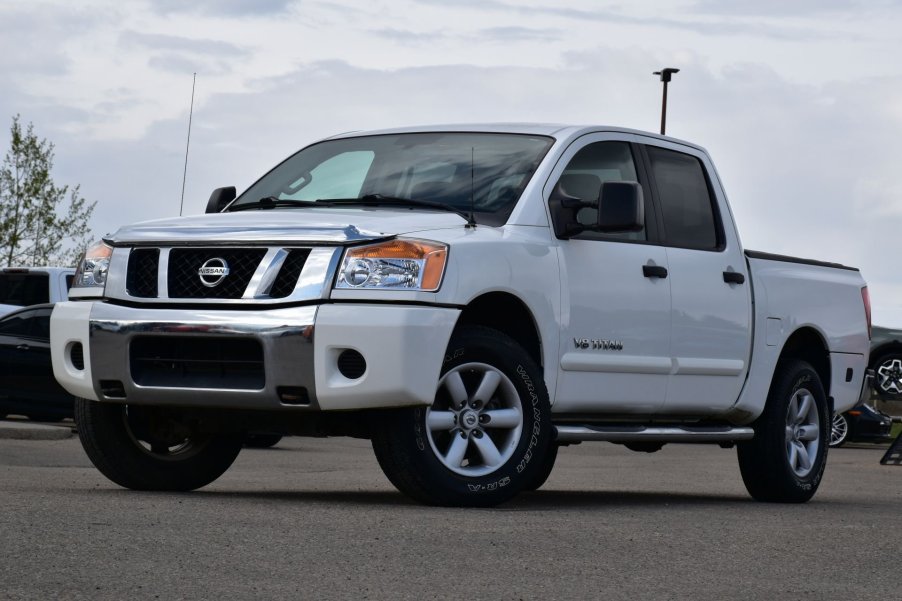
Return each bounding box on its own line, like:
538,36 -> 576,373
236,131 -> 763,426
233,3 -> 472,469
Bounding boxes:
233,132 -> 555,226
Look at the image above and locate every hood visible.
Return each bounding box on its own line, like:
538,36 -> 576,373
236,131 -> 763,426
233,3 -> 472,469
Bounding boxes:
104,207 -> 467,246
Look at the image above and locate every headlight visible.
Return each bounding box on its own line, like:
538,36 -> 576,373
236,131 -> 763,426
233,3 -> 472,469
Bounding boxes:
72,240 -> 113,289
336,239 -> 448,291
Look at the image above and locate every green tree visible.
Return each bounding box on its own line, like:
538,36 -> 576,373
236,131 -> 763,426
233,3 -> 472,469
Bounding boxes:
0,115 -> 96,267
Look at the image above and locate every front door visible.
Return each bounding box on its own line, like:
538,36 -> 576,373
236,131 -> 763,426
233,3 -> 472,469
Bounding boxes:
550,135 -> 672,415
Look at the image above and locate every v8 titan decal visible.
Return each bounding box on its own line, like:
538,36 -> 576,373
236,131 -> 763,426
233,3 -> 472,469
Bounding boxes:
573,337 -> 624,351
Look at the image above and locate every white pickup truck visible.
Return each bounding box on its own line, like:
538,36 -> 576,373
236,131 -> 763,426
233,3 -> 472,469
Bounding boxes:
50,124 -> 872,506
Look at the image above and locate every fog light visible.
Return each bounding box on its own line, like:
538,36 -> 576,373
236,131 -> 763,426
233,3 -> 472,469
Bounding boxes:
337,349 -> 366,379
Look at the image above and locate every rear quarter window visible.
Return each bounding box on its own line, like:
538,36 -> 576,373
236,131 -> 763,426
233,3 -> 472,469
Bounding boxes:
0,273 -> 50,306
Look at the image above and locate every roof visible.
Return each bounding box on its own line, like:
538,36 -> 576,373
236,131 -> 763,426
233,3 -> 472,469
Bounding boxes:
324,123 -> 705,151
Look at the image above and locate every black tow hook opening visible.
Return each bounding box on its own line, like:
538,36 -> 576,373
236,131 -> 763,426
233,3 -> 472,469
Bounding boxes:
100,380 -> 126,399
278,386 -> 311,406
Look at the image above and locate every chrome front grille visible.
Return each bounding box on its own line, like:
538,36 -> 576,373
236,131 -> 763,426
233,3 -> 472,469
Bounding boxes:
126,248 -> 160,298
105,245 -> 339,305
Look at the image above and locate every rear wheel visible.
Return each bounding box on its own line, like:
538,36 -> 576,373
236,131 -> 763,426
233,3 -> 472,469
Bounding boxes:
829,413 -> 849,447
74,398 -> 243,491
737,360 -> 829,503
372,325 -> 553,507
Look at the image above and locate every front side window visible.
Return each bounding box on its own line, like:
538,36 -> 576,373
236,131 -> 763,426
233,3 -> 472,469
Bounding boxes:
647,146 -> 720,250
234,133 -> 555,226
557,141 -> 645,241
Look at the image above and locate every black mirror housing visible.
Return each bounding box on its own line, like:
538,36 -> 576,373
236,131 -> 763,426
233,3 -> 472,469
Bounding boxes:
597,181 -> 644,233
205,187 -> 236,214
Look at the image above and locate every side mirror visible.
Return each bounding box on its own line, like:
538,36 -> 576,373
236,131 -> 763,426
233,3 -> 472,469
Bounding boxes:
205,186 -> 236,214
597,181 -> 644,232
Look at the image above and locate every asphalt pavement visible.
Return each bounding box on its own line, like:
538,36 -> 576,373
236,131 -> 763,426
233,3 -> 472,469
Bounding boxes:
1,430 -> 900,600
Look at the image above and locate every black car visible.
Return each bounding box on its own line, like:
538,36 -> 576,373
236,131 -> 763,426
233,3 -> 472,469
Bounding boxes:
0,304 -> 74,421
830,404 -> 894,447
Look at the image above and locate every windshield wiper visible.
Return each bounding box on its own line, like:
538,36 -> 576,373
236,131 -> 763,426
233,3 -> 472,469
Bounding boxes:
317,194 -> 475,225
227,197 -> 310,212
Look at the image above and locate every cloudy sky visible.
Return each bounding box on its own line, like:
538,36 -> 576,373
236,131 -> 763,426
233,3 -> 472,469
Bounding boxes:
2,0 -> 902,324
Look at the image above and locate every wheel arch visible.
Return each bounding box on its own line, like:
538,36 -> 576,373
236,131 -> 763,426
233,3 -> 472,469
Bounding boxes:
454,291 -> 543,368
777,326 -> 831,397
868,342 -> 902,368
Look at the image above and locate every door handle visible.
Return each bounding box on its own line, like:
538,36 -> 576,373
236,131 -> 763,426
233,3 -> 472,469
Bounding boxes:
16,344 -> 30,351
642,265 -> 668,279
723,271 -> 746,285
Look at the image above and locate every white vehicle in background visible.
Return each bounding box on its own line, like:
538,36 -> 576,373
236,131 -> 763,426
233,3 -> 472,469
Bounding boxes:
50,124 -> 872,506
0,267 -> 74,316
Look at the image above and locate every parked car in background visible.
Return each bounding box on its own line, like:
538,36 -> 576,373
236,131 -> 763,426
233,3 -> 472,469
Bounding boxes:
0,267 -> 74,317
830,403 -> 894,447
870,326 -> 902,400
0,303 -> 74,421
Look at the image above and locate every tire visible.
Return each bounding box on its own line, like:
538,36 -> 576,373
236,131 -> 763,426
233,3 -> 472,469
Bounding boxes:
522,443 -> 558,492
74,398 -> 243,492
737,360 -> 829,503
371,325 -> 553,507
872,353 -> 902,401
829,412 -> 849,447
244,433 -> 283,449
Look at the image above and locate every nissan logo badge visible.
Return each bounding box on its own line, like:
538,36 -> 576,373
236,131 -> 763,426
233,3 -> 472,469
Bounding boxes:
198,258 -> 230,287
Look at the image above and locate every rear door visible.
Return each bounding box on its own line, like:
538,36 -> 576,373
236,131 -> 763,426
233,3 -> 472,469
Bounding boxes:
639,141 -> 752,415
549,133 -> 672,415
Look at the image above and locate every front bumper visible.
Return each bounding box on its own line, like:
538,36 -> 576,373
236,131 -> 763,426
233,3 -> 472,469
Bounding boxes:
51,301 -> 460,411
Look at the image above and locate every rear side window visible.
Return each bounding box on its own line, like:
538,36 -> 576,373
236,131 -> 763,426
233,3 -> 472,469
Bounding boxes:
0,273 -> 50,306
647,146 -> 720,250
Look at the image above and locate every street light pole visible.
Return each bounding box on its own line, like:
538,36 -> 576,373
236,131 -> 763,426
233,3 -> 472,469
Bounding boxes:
653,67 -> 680,135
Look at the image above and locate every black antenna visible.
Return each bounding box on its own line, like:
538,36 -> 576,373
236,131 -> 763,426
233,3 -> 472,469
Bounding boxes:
179,72 -> 197,216
653,67 -> 679,135
467,146 -> 476,228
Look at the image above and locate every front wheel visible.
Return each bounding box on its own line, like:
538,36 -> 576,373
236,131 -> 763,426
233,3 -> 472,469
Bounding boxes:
75,398 -> 243,491
372,325 -> 553,507
737,360 -> 829,503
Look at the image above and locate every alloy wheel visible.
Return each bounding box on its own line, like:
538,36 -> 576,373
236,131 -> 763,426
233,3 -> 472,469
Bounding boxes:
785,388 -> 821,477
426,362 -> 523,477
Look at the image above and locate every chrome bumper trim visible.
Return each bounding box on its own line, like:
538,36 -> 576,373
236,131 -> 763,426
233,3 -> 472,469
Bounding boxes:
88,303 -> 318,410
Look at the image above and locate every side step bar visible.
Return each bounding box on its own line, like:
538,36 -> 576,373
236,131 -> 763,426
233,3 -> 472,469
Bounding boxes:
554,424 -> 755,443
